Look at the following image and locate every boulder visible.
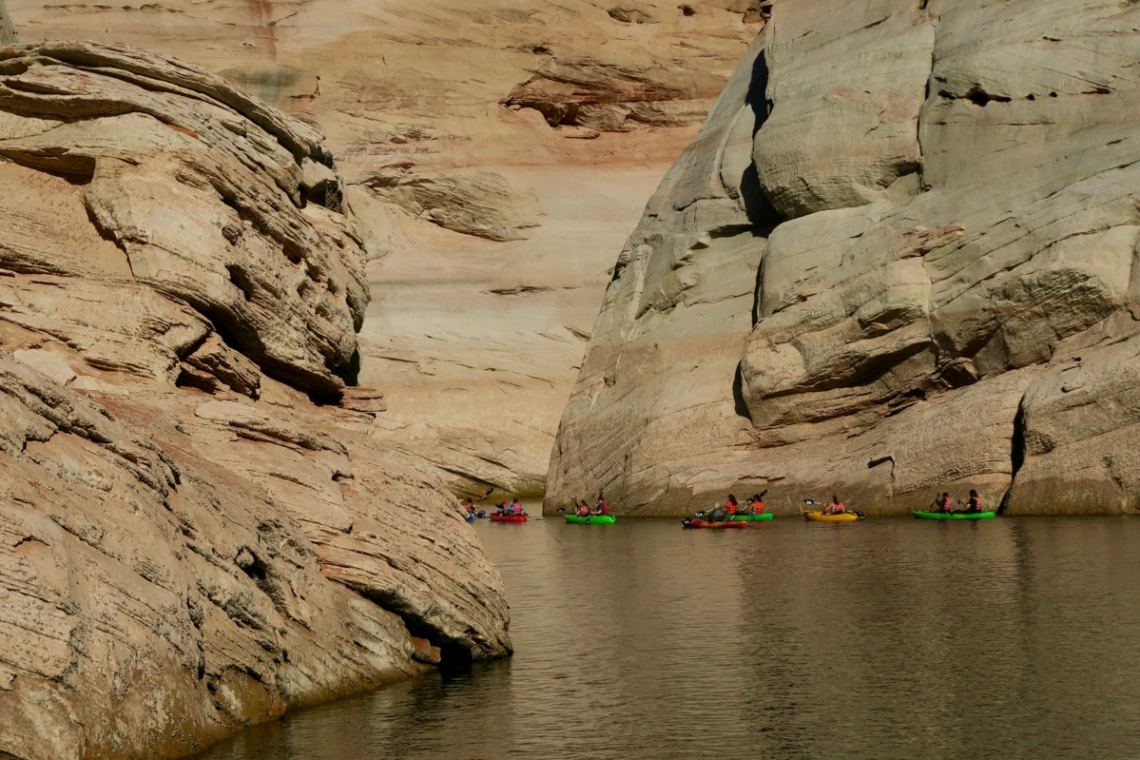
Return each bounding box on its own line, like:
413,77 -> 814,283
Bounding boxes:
548,0 -> 1140,516
0,41 -> 366,397
0,40 -> 511,760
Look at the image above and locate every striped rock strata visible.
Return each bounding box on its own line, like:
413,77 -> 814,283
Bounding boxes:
548,0 -> 1140,517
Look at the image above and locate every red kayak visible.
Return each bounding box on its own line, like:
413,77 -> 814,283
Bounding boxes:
682,519 -> 747,530
490,514 -> 528,523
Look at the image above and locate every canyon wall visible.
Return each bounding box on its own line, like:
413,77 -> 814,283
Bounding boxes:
0,41 -> 509,760
0,0 -> 16,44
548,0 -> 1140,516
8,0 -> 763,495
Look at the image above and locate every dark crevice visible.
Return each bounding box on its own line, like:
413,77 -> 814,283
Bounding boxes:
333,347 -> 360,387
0,149 -> 96,184
225,264 -> 256,302
363,588 -> 473,664
741,51 -> 783,227
732,361 -> 753,422
939,87 -> 1012,107
1000,402 -> 1028,515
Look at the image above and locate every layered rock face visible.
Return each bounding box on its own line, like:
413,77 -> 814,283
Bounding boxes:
548,0 -> 1140,516
0,41 -> 509,760
8,0 -> 761,494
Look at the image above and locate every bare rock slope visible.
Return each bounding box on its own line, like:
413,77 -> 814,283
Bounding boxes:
0,41 -> 509,760
8,0 -> 762,495
548,0 -> 1140,516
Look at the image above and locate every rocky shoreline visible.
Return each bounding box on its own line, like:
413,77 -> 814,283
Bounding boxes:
0,40 -> 509,760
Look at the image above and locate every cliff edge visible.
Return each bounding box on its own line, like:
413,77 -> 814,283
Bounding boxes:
0,40 -> 510,760
548,0 -> 1140,516
6,0 -> 763,496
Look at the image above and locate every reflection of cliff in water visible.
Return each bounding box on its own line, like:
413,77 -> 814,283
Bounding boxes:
198,516 -> 1140,760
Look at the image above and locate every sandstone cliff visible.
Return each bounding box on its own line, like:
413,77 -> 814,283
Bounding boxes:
0,0 -> 16,45
548,0 -> 1140,516
7,0 -> 761,495
0,41 -> 509,760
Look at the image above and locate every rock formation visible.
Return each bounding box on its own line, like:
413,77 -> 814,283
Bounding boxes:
0,41 -> 509,760
0,0 -> 16,45
7,0 -> 761,495
548,0 -> 1140,516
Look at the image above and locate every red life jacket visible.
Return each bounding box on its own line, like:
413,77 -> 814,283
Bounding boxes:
939,496 -> 952,511
751,499 -> 764,513
970,496 -> 983,511
598,501 -> 610,515
831,502 -> 845,513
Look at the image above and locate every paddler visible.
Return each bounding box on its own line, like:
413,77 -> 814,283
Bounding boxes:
575,500 -> 591,517
592,497 -> 610,516
747,492 -> 767,515
510,498 -> 524,516
461,498 -> 476,516
933,492 -> 953,513
826,494 -> 846,515
965,489 -> 983,513
725,494 -> 739,516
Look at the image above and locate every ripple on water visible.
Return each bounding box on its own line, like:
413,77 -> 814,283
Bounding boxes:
195,514 -> 1140,760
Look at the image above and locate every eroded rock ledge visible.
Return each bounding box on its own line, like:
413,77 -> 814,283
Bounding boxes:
548,0 -> 1140,517
0,40 -> 510,760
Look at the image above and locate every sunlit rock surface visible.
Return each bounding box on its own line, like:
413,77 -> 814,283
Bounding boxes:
548,0 -> 1140,516
0,41 -> 509,760
7,0 -> 761,494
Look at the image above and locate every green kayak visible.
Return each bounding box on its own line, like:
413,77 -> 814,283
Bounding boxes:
564,514 -> 616,525
727,513 -> 774,521
912,511 -> 996,520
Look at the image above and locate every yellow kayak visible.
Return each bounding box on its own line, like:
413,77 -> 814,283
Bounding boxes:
803,510 -> 859,523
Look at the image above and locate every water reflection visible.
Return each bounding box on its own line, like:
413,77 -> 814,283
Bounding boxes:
196,515 -> 1140,760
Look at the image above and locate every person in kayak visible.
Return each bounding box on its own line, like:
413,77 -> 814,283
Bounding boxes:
747,492 -> 767,515
495,500 -> 508,516
933,492 -> 953,513
461,498 -> 476,515
575,500 -> 591,517
705,503 -> 728,522
510,498 -> 524,516
826,494 -> 846,515
725,494 -> 739,516
592,497 -> 610,516
965,489 -> 983,513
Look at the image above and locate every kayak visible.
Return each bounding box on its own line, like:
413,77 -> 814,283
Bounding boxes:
682,519 -> 748,530
727,513 -> 773,522
913,511 -> 996,520
564,514 -> 616,525
803,510 -> 859,523
490,514 -> 528,523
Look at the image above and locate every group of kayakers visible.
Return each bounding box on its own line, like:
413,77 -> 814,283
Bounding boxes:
931,489 -> 984,514
495,498 -> 526,517
464,488 -> 989,523
573,497 -> 611,518
459,496 -> 528,519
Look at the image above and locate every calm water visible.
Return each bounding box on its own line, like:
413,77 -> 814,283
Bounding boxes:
196,514 -> 1140,760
